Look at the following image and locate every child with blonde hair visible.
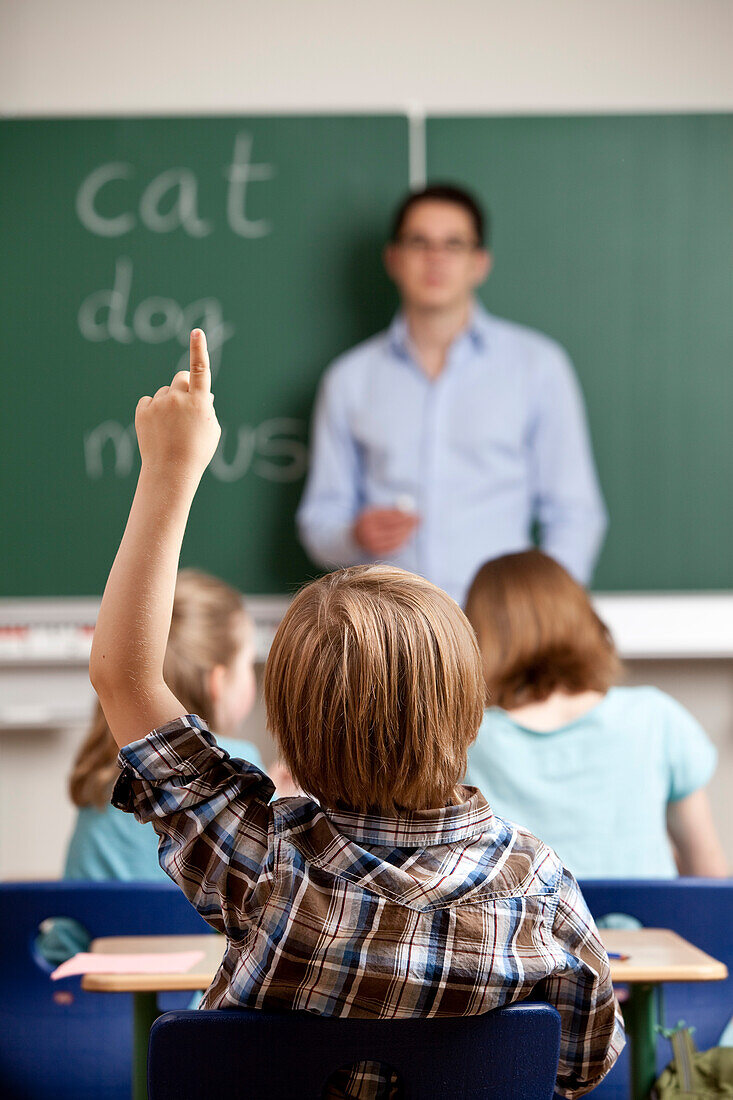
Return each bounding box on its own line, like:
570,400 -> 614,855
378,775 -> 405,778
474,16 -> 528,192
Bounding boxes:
65,568 -> 262,880
464,549 -> 727,880
90,331 -> 623,1099
39,569 -> 263,965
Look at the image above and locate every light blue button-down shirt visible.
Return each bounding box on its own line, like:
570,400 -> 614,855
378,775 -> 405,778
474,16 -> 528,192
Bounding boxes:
297,304 -> 607,604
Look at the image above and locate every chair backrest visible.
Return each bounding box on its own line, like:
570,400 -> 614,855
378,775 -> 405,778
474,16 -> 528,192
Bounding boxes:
0,880 -> 209,1100
578,879 -> 733,1100
148,1003 -> 562,1100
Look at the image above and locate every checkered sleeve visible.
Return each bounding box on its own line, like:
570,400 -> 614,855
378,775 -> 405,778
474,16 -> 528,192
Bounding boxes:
542,869 -> 625,1099
111,715 -> 275,936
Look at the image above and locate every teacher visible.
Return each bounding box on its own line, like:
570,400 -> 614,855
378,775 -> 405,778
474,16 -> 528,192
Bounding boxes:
297,184 -> 607,605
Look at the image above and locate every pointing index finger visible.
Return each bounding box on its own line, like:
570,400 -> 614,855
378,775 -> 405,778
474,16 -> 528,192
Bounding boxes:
189,329 -> 211,394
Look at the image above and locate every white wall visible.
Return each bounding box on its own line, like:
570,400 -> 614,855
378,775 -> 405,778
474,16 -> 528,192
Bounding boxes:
2,0 -> 732,878
2,0 -> 733,115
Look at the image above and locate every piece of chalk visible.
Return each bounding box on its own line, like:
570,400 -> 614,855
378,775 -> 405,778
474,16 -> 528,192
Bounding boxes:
394,494 -> 417,513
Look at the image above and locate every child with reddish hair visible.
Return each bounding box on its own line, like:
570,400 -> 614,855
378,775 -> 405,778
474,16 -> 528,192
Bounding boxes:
465,549 -> 727,880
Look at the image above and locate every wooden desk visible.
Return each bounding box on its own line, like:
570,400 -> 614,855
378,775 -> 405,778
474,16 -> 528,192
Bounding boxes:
603,928 -> 728,982
83,929 -> 728,1100
82,934 -> 225,994
83,934 -> 224,1100
602,929 -> 727,1099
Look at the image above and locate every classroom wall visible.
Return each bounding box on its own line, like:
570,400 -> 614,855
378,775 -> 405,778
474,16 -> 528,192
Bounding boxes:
2,0 -> 733,878
2,0 -> 733,114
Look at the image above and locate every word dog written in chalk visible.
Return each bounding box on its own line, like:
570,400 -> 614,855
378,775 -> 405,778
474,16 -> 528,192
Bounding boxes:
77,258 -> 234,378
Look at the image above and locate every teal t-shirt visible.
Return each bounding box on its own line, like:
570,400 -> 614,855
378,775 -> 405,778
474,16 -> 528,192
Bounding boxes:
465,686 -> 717,880
63,735 -> 264,881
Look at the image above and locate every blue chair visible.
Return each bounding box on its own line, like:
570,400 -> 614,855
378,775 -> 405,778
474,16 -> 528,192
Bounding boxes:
0,880 -> 209,1100
579,879 -> 733,1100
148,1002 -> 562,1099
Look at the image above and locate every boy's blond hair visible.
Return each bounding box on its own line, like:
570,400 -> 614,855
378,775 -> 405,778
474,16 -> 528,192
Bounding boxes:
265,565 -> 484,812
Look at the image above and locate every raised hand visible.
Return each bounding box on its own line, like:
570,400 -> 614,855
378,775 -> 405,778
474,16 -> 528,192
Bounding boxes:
134,329 -> 221,483
91,331 -> 224,748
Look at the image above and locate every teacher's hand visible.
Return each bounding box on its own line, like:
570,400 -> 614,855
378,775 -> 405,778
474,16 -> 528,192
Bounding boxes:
353,507 -> 420,556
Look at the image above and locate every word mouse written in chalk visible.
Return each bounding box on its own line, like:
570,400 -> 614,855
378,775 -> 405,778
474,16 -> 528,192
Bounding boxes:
84,418 -> 308,484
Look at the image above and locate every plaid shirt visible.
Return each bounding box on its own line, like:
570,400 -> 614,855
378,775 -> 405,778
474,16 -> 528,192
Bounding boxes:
113,716 -> 624,1099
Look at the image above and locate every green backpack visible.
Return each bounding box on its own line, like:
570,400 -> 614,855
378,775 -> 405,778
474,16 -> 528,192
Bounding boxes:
654,1027 -> 733,1098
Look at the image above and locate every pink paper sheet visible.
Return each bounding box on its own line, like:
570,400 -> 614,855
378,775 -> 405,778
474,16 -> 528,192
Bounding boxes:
51,950 -> 204,981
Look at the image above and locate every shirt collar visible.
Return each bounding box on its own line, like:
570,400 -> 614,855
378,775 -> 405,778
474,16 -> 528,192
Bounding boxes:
322,787 -> 497,847
387,301 -> 492,361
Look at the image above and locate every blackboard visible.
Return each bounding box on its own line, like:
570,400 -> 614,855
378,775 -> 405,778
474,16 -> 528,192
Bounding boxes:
5,113 -> 733,596
2,115 -> 408,596
427,114 -> 733,590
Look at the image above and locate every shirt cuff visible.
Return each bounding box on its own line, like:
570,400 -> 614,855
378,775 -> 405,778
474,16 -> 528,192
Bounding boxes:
299,521 -> 367,569
111,714 -> 274,810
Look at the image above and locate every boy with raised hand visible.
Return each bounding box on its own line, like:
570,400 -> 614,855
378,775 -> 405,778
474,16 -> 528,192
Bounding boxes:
91,330 -> 624,1099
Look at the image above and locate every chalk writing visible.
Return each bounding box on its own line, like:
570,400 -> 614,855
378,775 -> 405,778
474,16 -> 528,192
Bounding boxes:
85,418 -> 307,483
76,132 -> 285,495
75,131 -> 272,239
77,258 -> 234,378
74,130 -> 274,388
76,163 -> 136,237
138,167 -> 212,237
224,132 -> 274,238
83,421 -> 137,478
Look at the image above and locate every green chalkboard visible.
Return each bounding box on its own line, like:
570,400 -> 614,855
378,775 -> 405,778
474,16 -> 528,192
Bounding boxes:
6,114 -> 732,596
427,114 -> 733,590
2,115 -> 408,597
